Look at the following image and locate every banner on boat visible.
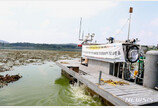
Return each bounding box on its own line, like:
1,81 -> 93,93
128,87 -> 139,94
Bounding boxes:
82,43 -> 125,62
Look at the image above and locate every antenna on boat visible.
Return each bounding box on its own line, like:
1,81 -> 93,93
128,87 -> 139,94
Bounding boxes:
77,17 -> 95,44
79,17 -> 83,41
82,30 -> 84,40
82,33 -> 95,44
127,7 -> 133,42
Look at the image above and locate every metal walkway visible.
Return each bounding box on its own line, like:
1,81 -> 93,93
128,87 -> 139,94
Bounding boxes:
56,59 -> 158,106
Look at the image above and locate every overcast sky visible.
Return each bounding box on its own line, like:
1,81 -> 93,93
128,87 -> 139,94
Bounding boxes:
0,0 -> 158,45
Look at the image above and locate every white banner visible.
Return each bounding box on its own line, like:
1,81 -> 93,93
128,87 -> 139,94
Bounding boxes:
82,43 -> 125,62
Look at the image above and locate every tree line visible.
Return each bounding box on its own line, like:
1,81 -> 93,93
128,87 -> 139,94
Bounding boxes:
0,42 -> 81,51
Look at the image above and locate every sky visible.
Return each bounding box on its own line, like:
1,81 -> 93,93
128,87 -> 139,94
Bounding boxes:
0,0 -> 158,45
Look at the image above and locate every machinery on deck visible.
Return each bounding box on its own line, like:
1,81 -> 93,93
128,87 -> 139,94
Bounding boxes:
77,7 -> 148,85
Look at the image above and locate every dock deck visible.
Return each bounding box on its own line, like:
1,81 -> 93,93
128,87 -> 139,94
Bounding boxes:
56,59 -> 158,106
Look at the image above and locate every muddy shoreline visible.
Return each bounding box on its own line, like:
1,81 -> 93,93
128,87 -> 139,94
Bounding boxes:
0,49 -> 81,88
0,49 -> 81,72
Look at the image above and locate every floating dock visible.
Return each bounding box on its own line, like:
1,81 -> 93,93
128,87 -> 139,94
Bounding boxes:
56,59 -> 158,106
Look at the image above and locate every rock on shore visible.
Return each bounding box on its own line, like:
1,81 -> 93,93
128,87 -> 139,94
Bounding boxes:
0,74 -> 22,88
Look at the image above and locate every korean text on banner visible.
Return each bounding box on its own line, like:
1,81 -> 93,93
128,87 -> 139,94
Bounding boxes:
82,43 -> 125,62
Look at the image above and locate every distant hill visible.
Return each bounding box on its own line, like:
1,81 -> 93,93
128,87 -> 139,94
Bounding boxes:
0,40 -> 9,43
0,42 -> 81,51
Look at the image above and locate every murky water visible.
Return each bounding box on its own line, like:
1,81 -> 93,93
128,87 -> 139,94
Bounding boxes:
0,62 -> 102,106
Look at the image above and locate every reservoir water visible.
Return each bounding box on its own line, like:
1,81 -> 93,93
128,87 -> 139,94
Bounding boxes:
0,62 -> 102,106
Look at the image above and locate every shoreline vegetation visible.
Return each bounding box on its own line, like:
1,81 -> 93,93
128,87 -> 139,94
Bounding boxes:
0,48 -> 81,88
0,42 -> 81,51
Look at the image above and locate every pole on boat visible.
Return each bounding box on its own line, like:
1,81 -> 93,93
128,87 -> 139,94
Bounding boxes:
127,7 -> 133,41
122,62 -> 125,80
117,63 -> 120,77
79,17 -> 83,41
99,71 -> 102,85
113,62 -> 115,76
